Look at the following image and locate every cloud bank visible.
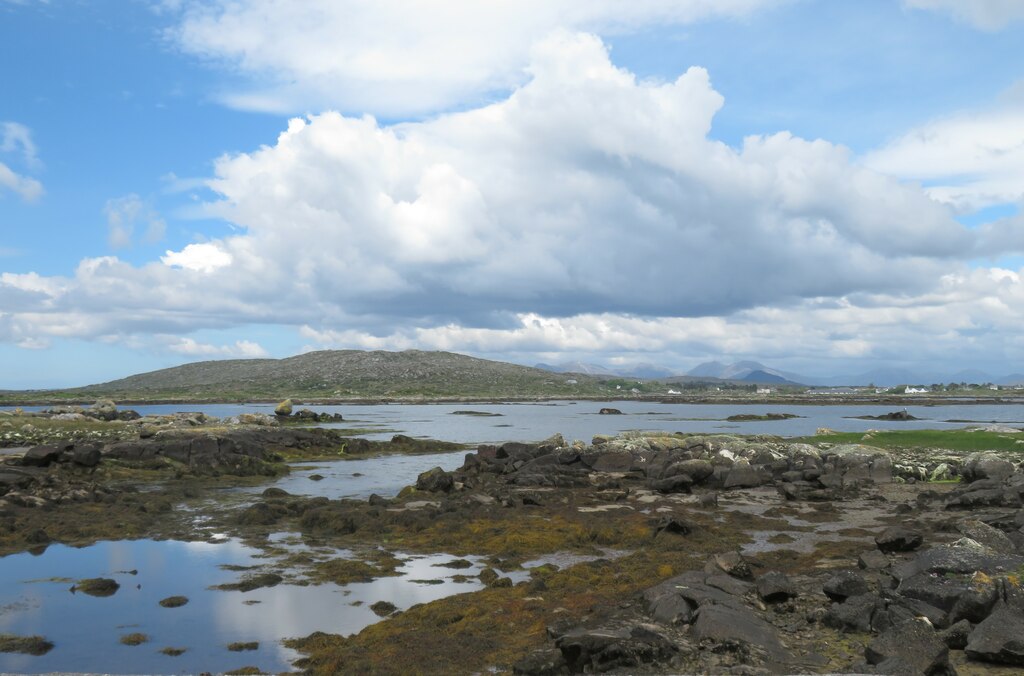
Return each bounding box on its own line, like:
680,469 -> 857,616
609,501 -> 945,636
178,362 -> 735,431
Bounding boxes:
2,33 -> 1023,372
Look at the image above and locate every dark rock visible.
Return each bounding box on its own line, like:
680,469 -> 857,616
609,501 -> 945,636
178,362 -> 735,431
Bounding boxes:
647,474 -> 693,493
948,577 -> 999,624
672,459 -> 714,483
75,577 -> 119,597
370,600 -> 397,616
723,462 -> 764,489
939,619 -> 971,650
21,445 -> 61,467
858,549 -> 891,570
71,444 -> 101,467
415,467 -> 454,493
690,604 -> 788,660
824,593 -> 884,632
876,526 -> 924,553
892,542 -> 1024,583
965,605 -> 1024,666
653,516 -> 694,537
865,618 -> 950,675
556,624 -> 676,673
963,453 -> 1015,483
159,595 -> 189,608
261,487 -> 290,498
598,408 -> 623,415
756,571 -> 797,603
368,493 -> 388,506
889,596 -> 948,629
823,571 -> 870,602
705,574 -> 753,597
647,593 -> 695,625
897,574 -> 970,613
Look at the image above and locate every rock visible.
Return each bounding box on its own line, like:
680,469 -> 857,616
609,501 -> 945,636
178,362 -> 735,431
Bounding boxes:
723,461 -> 764,489
415,467 -> 454,493
965,605 -> 1024,666
948,574 -> 999,624
0,634 -> 55,656
756,571 -> 797,603
892,539 -> 1024,583
598,408 -> 622,415
274,399 -> 294,416
89,399 -> 118,421
858,549 -> 890,570
823,571 -> 870,602
653,516 -> 694,537
706,551 -> 752,580
876,526 -> 924,553
71,444 -> 102,467
956,519 -> 1017,555
75,577 -> 120,597
930,463 -> 953,482
21,445 -> 61,467
555,624 -> 676,672
370,600 -> 398,616
824,593 -> 885,632
261,487 -> 290,498
939,619 -> 971,650
963,453 -> 1015,483
865,618 -> 950,675
691,603 -> 788,660
159,596 -> 189,608
646,593 -> 695,625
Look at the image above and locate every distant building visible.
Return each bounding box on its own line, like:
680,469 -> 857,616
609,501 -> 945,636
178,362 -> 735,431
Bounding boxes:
667,389 -> 680,395
565,379 -> 577,385
756,387 -> 772,394
904,386 -> 929,394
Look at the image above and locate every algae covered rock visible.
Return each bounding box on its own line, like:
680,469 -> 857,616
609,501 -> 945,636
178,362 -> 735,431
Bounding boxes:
274,399 -> 294,416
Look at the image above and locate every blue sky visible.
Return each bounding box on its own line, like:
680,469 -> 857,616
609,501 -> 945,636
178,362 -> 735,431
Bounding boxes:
2,0 -> 1024,388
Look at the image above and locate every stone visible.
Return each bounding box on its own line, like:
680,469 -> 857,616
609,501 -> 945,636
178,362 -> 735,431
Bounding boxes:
690,604 -> 788,660
89,399 -> 118,421
965,605 -> 1024,666
963,453 -> 1015,483
556,625 -> 676,672
20,445 -> 61,467
723,461 -> 764,489
956,519 -> 1017,555
706,551 -> 752,580
876,526 -> 924,553
71,444 -> 101,467
755,571 -> 798,603
648,593 -> 695,625
415,467 -> 454,493
653,516 -> 695,537
865,618 -> 950,676
274,399 -> 294,416
513,648 -> 567,675
824,593 -> 884,632
823,571 -> 870,602
858,549 -> 890,570
939,619 -> 971,650
948,575 -> 1000,624
598,408 -> 623,415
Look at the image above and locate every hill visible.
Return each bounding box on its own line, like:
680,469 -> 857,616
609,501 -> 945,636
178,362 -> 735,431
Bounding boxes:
64,350 -> 603,401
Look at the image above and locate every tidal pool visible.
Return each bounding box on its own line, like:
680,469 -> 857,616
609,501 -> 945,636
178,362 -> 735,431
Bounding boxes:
0,538 -> 517,674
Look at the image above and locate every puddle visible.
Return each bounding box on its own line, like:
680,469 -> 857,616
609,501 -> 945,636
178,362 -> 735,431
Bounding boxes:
0,539 -> 522,675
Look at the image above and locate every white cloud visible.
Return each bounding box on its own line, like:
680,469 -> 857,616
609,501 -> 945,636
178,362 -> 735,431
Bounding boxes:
0,33 -> 1019,373
0,122 -> 43,202
168,337 -> 269,358
168,0 -> 780,115
863,98 -> 1024,213
104,194 -> 167,248
161,242 -> 232,272
904,0 -> 1024,30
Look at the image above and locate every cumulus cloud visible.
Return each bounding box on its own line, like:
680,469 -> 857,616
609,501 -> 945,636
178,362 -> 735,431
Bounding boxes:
904,0 -> 1024,30
168,337 -> 268,358
0,121 -> 43,202
863,97 -> 1024,214
0,33 -> 1019,371
104,194 -> 167,248
167,0 -> 778,115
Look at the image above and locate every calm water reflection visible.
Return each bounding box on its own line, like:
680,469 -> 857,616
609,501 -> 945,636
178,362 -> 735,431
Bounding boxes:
0,539 -> 510,674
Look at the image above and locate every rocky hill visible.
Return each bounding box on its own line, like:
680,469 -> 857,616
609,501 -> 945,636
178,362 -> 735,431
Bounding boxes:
71,350 -> 601,400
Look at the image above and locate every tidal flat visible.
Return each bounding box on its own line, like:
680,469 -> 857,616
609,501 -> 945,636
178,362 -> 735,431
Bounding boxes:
2,404 -> 1024,674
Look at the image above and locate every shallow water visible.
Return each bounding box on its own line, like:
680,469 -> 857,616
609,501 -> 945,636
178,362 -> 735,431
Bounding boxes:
236,449 -> 468,501
10,400 -> 1024,443
0,539 -> 519,674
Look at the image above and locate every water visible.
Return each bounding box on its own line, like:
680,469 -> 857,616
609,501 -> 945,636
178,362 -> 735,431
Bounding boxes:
0,539 -> 518,674
236,450 -> 468,501
8,400 -> 1024,443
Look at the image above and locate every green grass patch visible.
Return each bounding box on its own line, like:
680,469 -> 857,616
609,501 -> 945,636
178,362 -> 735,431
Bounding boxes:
800,428 -> 1024,452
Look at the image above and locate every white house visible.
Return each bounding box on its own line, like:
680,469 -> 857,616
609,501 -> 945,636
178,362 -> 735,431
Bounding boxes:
904,386 -> 929,394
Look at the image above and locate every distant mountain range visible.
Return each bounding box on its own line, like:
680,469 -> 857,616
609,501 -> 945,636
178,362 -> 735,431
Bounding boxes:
537,359 -> 1024,387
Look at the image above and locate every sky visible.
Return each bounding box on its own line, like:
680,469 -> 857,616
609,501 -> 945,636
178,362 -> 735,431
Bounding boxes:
2,0 -> 1024,388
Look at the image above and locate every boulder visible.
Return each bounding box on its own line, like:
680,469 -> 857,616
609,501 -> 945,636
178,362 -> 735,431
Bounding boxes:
963,453 -> 1015,483
598,408 -> 623,415
691,603 -> 788,660
823,571 -> 870,602
876,526 -> 924,553
824,593 -> 885,632
89,399 -> 118,421
965,605 -> 1024,666
948,575 -> 999,624
555,625 -> 676,672
722,461 -> 764,489
71,444 -> 101,468
274,399 -> 294,416
21,445 -> 62,467
865,618 -> 950,675
858,549 -> 890,570
956,519 -> 1017,555
755,571 -> 797,603
415,467 -> 454,493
